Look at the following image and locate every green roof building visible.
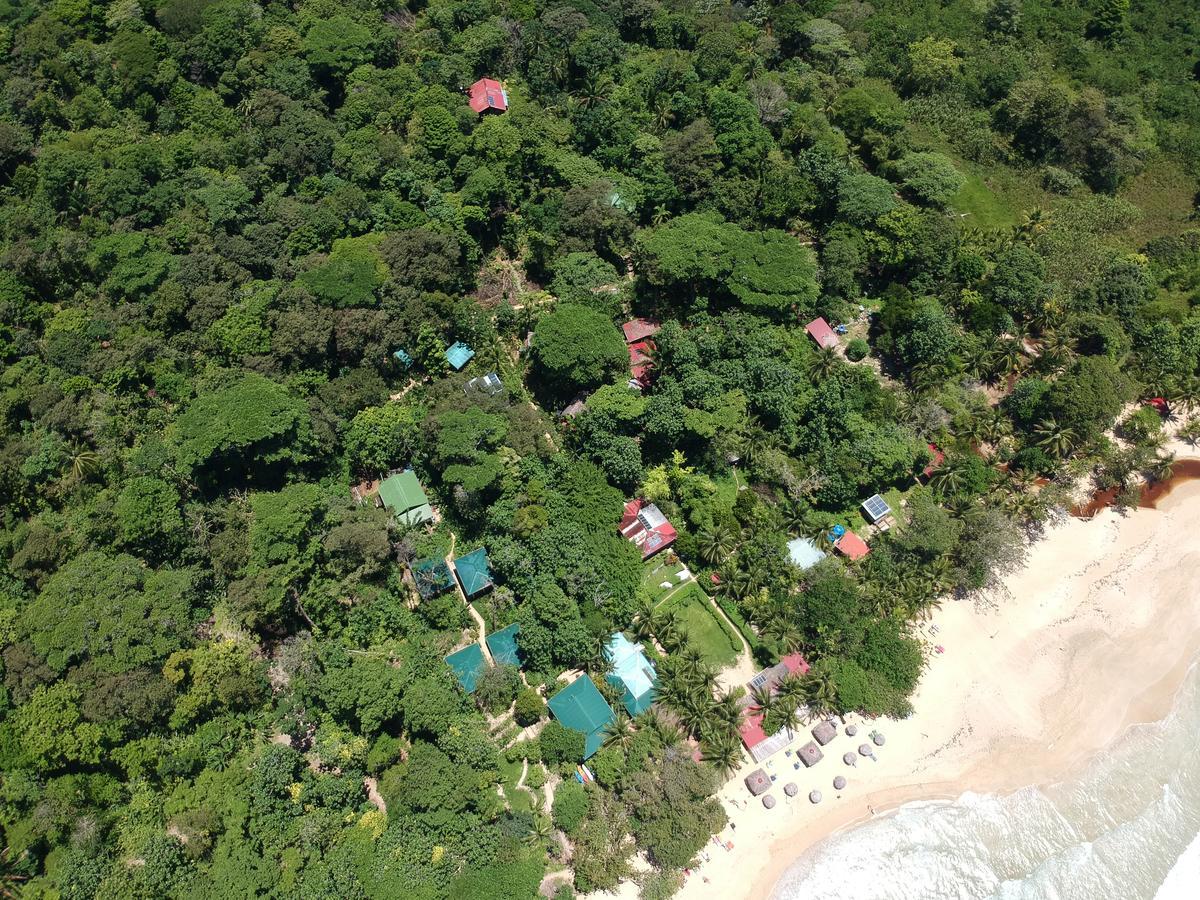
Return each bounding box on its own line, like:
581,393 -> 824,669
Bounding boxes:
378,471 -> 434,527
411,558 -> 454,600
445,643 -> 487,693
547,675 -> 615,760
453,547 -> 493,598
445,342 -> 475,371
487,623 -> 521,668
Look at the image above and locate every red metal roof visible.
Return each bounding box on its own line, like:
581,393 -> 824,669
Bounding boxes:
834,531 -> 870,561
618,499 -> 677,559
622,318 -> 660,344
739,709 -> 769,750
781,653 -> 810,676
468,78 -> 508,114
629,340 -> 654,387
922,443 -> 945,478
805,317 -> 838,349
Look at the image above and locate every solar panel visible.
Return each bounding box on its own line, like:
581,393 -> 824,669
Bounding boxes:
861,494 -> 891,522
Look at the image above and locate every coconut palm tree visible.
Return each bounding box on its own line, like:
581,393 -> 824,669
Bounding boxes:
712,691 -> 745,731
525,815 -> 553,849
763,616 -> 803,654
632,597 -> 659,644
602,714 -> 634,751
701,732 -> 744,777
697,523 -> 737,566
1035,418 -> 1077,459
1146,453 -> 1175,484
930,460 -> 968,498
807,347 -> 840,382
801,671 -> 837,718
69,445 -> 100,481
763,701 -> 800,737
749,684 -> 774,717
994,339 -> 1026,381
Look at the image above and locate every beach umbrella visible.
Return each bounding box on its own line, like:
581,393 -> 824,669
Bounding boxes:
845,724 -> 858,737
809,790 -> 822,804
843,752 -> 857,766
833,776 -> 847,790
784,782 -> 798,797
763,795 -> 776,809
858,744 -> 874,757
873,733 -> 886,747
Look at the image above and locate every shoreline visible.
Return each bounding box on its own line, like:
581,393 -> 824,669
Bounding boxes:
668,456 -> 1200,900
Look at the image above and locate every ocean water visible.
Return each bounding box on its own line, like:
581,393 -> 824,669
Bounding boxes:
772,658 -> 1200,900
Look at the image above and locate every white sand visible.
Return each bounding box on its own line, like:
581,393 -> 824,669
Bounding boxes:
596,454 -> 1200,900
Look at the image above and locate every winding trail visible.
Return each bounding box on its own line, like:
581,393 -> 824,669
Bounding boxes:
447,530 -> 494,665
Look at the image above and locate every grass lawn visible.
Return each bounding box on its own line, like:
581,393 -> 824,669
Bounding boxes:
657,583 -> 740,668
641,556 -> 690,603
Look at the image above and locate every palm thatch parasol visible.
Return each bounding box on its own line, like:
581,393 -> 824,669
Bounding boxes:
811,720 -> 838,746
843,752 -> 857,766
784,782 -> 798,797
797,741 -> 824,768
872,733 -> 886,746
845,724 -> 858,737
744,769 -> 771,796
833,776 -> 847,790
763,794 -> 777,809
809,790 -> 823,804
858,744 -> 874,757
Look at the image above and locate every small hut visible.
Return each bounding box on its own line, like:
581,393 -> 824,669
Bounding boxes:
762,795 -> 777,809
809,790 -> 823,804
873,733 -> 886,747
744,769 -> 771,796
783,782 -> 798,798
833,776 -> 847,790
843,752 -> 858,766
797,741 -> 824,768
811,720 -> 838,746
858,744 -> 874,757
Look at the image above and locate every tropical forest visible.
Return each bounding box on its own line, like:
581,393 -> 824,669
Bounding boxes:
0,0 -> 1198,897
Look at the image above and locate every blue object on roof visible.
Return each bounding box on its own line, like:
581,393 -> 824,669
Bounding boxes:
605,633 -> 657,717
445,643 -> 487,693
487,623 -> 521,668
445,342 -> 475,370
787,537 -> 827,570
393,349 -> 413,368
830,524 -> 846,541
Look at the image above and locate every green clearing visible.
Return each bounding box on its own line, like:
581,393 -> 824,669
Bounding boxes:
657,583 -> 740,668
641,556 -> 690,603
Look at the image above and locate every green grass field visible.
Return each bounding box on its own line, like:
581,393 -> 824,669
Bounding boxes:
657,583 -> 740,668
641,556 -> 690,602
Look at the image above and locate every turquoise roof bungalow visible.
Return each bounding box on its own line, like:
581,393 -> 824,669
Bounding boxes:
605,633 -> 657,717
445,341 -> 475,371
547,675 -> 614,760
453,547 -> 493,598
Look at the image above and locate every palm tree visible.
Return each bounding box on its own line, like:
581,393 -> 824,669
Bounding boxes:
678,646 -> 707,680
1015,207 -> 1053,243
602,714 -> 634,751
632,598 -> 659,644
930,460 -> 968,497
807,347 -> 840,382
1146,453 -> 1175,484
1037,329 -> 1076,373
763,616 -> 803,654
801,671 -> 837,719
69,445 -> 100,481
697,523 -> 737,566
775,673 -> 806,711
524,815 -> 553,849
1179,417 -> 1200,447
763,701 -> 800,738
712,691 -> 744,731
1035,418 -> 1077,459
994,339 -> 1026,381
701,732 -> 744,777
749,684 -> 774,717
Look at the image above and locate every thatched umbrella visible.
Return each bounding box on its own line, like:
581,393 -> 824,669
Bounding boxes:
797,741 -> 824,768
833,776 -> 847,790
744,768 -> 771,796
809,790 -> 823,804
873,733 -> 886,747
811,720 -> 837,746
763,794 -> 777,809
845,724 -> 858,737
858,744 -> 874,757
783,782 -> 798,797
842,752 -> 857,766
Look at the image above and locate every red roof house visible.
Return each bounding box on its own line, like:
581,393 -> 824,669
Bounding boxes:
922,443 -> 945,478
618,499 -> 677,559
468,78 -> 508,114
780,653 -> 810,676
622,318 -> 660,344
739,709 -> 769,752
805,317 -> 839,349
834,531 -> 870,561
628,340 -> 654,389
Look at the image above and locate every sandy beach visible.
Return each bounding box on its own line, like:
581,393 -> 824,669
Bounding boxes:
643,452 -> 1200,900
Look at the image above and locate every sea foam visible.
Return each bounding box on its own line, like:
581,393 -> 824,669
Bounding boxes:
772,659 -> 1200,900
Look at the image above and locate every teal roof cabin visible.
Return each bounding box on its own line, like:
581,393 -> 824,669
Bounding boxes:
392,348 -> 413,368
411,558 -> 454,600
547,675 -> 615,760
445,643 -> 487,693
605,633 -> 657,717
377,471 -> 434,527
445,342 -> 475,371
486,623 -> 521,668
453,547 -> 493,598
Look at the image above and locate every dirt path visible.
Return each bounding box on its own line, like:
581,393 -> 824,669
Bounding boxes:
707,595 -> 757,693
363,777 -> 386,814
447,530 -> 494,665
